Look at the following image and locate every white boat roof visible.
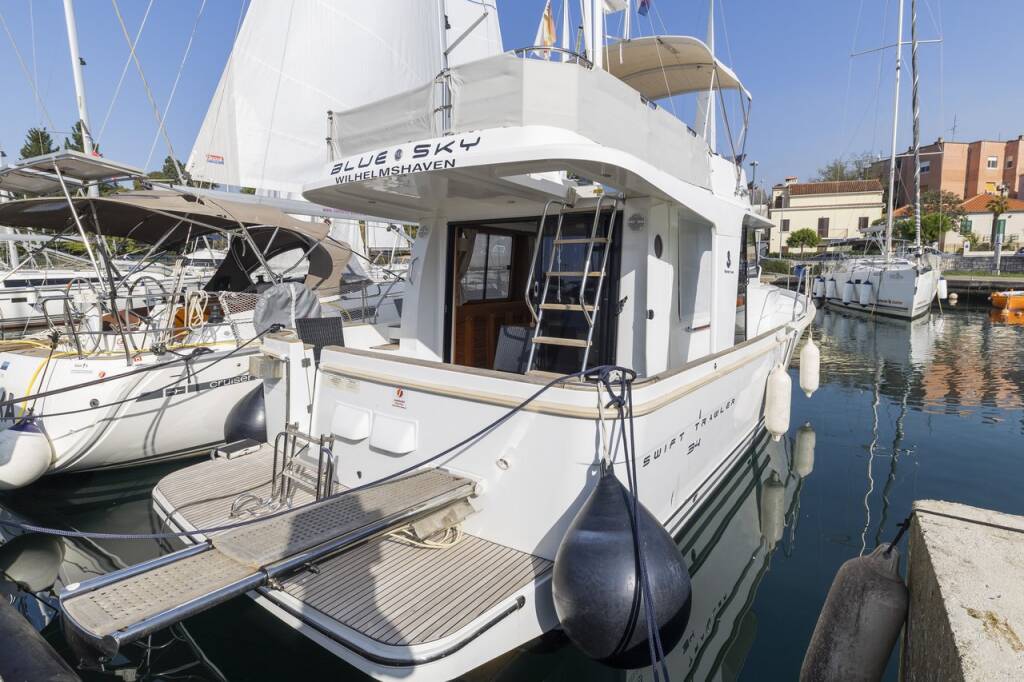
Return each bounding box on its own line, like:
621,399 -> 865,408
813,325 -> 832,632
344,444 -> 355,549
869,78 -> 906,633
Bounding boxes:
604,36 -> 750,101
0,166 -> 83,196
307,52 -> 741,222
11,150 -> 142,183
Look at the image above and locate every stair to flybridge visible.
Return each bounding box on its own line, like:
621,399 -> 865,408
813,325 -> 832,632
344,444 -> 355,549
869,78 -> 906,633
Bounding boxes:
526,194 -> 621,373
60,469 -> 476,656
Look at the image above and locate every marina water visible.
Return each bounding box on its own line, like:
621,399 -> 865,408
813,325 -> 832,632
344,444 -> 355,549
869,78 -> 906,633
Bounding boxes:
2,303 -> 1022,680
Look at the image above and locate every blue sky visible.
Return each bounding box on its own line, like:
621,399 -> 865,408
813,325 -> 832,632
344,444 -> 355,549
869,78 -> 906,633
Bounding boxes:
1,0 -> 1021,188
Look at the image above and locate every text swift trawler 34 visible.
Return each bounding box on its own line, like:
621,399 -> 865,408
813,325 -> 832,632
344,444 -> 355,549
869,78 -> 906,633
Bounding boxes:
0,151 -> 402,490
58,2 -> 819,679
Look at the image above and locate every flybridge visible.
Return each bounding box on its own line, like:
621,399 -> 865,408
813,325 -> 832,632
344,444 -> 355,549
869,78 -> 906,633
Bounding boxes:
327,135 -> 482,183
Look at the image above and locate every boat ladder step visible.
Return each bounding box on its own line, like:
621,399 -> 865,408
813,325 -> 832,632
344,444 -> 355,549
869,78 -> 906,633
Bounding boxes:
539,303 -> 594,312
531,335 -> 589,348
59,469 -> 475,657
552,237 -> 608,245
544,271 -> 602,278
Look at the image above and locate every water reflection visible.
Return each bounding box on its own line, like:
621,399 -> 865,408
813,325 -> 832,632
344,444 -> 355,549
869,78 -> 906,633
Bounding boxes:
813,306 -> 1024,421
4,305 -> 1022,681
0,462 -> 222,680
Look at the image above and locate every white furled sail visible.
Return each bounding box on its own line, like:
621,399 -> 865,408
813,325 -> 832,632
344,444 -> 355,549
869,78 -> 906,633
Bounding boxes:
186,0 -> 502,197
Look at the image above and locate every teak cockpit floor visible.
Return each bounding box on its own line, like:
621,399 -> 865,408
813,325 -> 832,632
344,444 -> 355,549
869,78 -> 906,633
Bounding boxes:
151,446 -> 552,649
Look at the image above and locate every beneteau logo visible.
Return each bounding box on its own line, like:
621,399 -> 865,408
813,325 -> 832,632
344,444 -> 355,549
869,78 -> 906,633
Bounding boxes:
329,136 -> 482,185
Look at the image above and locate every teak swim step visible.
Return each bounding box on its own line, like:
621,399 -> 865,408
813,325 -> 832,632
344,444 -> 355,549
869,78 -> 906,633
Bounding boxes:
61,469 -> 476,656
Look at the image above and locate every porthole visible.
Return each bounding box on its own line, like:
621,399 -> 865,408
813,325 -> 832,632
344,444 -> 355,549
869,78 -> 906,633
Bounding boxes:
654,234 -> 664,258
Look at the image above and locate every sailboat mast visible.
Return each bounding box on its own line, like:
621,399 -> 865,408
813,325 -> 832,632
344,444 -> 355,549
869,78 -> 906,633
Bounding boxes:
62,0 -> 98,198
910,0 -> 922,252
884,0 -> 906,260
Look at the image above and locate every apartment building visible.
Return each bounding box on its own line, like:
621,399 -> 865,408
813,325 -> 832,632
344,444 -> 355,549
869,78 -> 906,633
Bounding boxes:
884,135 -> 1024,206
767,178 -> 884,254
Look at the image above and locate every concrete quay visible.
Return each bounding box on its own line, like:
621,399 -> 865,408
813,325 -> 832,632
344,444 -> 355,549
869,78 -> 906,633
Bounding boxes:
903,500 -> 1024,681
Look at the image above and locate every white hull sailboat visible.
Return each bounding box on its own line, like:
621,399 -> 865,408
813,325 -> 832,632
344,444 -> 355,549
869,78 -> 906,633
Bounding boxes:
815,0 -> 943,320
817,254 -> 940,320
0,152 -> 400,490
59,1 -> 819,679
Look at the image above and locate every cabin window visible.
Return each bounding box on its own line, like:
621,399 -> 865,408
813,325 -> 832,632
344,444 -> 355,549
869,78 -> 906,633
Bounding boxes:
461,232 -> 513,302
654,234 -> 664,258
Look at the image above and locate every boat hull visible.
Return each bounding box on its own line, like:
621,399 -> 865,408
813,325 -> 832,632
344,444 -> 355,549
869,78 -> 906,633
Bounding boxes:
0,346 -> 259,488
820,261 -> 939,320
991,290 -> 1024,311
153,303 -> 811,681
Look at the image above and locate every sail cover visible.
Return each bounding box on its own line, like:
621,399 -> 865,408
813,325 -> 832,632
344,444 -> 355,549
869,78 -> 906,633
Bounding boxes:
187,0 -> 503,197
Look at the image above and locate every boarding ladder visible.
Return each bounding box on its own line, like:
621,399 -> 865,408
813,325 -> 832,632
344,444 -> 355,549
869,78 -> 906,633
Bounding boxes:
525,194 -> 621,373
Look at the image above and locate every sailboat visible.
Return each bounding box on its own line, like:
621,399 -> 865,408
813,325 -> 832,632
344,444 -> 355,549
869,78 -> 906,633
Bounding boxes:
814,0 -> 942,320
59,1 -> 817,678
184,0 -> 504,281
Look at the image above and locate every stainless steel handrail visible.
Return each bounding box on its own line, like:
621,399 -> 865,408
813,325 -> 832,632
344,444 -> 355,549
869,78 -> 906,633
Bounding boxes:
512,46 -> 593,69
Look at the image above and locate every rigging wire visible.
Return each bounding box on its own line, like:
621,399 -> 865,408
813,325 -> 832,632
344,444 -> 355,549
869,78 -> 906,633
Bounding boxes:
143,0 -> 208,171
869,0 -> 893,156
838,0 -> 866,155
97,0 -> 155,147
109,0 -> 186,184
0,6 -> 57,132
29,0 -> 39,128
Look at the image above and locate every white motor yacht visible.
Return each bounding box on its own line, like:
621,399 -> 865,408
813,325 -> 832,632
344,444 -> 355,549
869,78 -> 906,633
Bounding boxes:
58,2 -> 818,679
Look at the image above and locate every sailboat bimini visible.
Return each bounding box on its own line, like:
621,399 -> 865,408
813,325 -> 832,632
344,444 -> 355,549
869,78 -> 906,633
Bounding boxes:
0,151 -> 400,489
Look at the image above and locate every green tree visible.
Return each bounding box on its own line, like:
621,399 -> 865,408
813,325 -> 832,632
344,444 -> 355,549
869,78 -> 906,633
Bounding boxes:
813,152 -> 879,182
63,120 -> 99,155
787,228 -> 821,254
20,127 -> 58,159
986,195 -> 1010,246
895,213 -> 957,244
240,186 -> 256,195
146,155 -> 191,185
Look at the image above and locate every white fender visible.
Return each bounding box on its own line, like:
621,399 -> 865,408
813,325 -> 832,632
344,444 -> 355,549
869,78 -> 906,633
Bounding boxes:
760,470 -> 786,550
812,277 -> 825,299
825,279 -> 838,299
858,281 -> 873,306
799,337 -> 820,398
842,281 -> 854,304
937,278 -> 948,300
794,422 -> 816,478
0,420 -> 54,490
765,365 -> 791,442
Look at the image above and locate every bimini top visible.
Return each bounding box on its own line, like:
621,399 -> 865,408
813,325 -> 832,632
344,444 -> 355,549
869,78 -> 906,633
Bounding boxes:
0,190 -> 352,291
604,36 -> 750,102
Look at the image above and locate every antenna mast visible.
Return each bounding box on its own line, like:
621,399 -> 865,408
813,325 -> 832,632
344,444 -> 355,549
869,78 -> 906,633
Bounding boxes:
62,0 -> 98,198
695,0 -> 716,151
